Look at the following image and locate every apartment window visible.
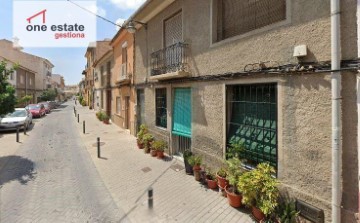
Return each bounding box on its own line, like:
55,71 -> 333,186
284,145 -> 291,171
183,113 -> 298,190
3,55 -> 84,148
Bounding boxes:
216,0 -> 286,41
155,88 -> 167,128
116,96 -> 121,114
9,73 -> 13,80
226,84 -> 277,170
29,77 -> 32,86
20,74 -> 24,84
164,11 -> 182,47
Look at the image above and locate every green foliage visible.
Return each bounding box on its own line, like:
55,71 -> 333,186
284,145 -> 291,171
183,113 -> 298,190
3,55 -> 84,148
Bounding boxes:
227,141 -> 245,159
188,155 -> 202,167
152,140 -> 167,152
237,163 -> 279,216
97,111 -> 108,121
17,95 -> 32,107
81,99 -> 87,106
206,169 -> 216,180
225,157 -> 243,193
136,124 -> 148,141
142,133 -> 154,152
39,89 -> 57,101
217,167 -> 228,178
276,200 -> 299,223
0,61 -> 17,115
183,150 -> 193,161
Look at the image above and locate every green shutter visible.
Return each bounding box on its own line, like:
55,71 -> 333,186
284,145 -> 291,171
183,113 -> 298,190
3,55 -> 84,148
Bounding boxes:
172,88 -> 191,137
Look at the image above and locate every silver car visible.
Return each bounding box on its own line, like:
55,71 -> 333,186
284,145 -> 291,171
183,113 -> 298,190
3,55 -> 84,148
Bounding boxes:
0,108 -> 33,131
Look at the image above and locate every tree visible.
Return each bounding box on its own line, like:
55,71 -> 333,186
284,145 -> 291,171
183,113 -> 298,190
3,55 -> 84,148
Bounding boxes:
17,95 -> 33,107
39,89 -> 57,101
0,61 -> 17,115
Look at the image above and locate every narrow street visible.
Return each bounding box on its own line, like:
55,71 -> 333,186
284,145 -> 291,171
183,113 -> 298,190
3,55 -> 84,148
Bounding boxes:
0,102 -> 126,222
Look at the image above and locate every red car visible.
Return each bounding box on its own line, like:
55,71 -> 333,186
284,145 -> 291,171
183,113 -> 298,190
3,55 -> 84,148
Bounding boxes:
26,104 -> 46,118
38,102 -> 51,114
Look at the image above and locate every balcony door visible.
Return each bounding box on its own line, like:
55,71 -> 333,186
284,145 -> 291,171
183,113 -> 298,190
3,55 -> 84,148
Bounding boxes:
164,11 -> 182,73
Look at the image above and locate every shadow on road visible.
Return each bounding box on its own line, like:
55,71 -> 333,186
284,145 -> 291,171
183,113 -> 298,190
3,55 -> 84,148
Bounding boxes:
0,155 -> 36,186
57,105 -> 68,109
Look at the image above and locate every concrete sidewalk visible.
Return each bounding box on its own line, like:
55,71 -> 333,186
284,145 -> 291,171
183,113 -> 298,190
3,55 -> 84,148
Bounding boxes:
73,103 -> 255,223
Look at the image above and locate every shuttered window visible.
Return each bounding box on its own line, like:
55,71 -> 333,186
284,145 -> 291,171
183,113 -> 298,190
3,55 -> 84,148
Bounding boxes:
172,88 -> 191,137
164,11 -> 182,47
217,0 -> 286,41
227,84 -> 277,170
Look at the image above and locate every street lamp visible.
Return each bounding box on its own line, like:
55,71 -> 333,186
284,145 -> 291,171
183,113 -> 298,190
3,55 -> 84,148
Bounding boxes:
126,20 -> 147,34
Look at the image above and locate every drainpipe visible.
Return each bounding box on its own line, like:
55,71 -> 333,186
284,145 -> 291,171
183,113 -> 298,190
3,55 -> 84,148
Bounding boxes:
331,0 -> 341,222
357,0 -> 360,218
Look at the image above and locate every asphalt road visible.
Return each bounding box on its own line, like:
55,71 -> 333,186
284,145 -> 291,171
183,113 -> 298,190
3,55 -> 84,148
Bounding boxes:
0,102 -> 127,223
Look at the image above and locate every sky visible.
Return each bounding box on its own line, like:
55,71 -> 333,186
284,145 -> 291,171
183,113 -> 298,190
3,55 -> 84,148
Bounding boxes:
0,0 -> 146,85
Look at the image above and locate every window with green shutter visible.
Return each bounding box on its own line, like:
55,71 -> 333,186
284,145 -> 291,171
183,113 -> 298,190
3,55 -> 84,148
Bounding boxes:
226,84 -> 277,170
172,88 -> 191,138
156,88 -> 167,128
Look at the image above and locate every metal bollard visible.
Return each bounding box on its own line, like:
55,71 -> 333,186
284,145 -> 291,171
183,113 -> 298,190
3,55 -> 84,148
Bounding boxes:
77,114 -> 79,123
16,127 -> 19,142
75,109 -> 77,117
24,125 -> 27,135
97,137 -> 101,158
83,121 -> 85,134
73,106 -> 75,114
148,187 -> 153,209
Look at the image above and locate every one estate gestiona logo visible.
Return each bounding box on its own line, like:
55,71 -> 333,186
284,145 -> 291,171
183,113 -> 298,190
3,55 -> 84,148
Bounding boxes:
14,1 -> 96,47
26,9 -> 86,40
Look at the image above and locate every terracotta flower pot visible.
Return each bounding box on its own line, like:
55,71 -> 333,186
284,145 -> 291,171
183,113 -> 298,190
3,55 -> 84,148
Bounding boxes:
157,151 -> 164,159
137,140 -> 144,149
252,206 -> 265,222
225,185 -> 242,208
193,166 -> 201,181
216,173 -> 229,189
206,177 -> 218,190
150,149 -> 157,157
103,119 -> 109,124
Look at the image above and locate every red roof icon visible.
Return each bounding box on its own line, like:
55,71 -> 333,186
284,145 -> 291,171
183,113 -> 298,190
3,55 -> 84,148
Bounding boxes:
27,9 -> 47,24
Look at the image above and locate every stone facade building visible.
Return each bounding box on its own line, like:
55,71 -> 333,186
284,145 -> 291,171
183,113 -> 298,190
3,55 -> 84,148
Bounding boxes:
129,0 -> 358,222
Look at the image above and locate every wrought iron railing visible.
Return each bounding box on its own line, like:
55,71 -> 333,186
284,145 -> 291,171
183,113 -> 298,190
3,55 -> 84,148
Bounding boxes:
151,42 -> 188,76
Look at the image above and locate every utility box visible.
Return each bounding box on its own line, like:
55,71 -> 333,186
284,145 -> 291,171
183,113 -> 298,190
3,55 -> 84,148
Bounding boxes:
293,45 -> 307,57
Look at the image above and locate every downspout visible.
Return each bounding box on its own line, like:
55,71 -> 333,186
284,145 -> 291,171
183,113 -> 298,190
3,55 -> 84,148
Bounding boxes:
357,0 -> 360,218
331,0 -> 342,222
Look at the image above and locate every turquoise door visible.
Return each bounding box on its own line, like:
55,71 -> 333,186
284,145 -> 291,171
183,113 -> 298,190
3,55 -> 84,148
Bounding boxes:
172,88 -> 191,138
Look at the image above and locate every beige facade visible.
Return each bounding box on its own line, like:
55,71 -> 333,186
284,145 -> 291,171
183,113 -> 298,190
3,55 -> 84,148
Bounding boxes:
132,0 -> 358,222
93,50 -> 113,114
110,28 -> 136,135
1,56 -> 37,105
83,40 -> 112,108
0,39 -> 54,101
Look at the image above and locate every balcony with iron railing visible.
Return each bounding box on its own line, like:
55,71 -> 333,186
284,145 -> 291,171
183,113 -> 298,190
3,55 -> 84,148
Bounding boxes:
150,42 -> 190,80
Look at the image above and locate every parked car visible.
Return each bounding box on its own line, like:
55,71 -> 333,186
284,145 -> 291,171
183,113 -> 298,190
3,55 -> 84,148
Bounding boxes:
48,101 -> 59,109
0,108 -> 32,131
38,102 -> 51,113
26,104 -> 46,118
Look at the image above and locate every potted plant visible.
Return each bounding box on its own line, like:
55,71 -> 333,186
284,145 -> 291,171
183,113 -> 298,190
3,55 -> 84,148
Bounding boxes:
275,200 -> 299,223
150,147 -> 157,157
206,169 -> 218,190
183,150 -> 193,175
216,167 -> 228,189
225,157 -> 243,208
238,163 -> 279,221
136,124 -> 147,149
142,133 -> 154,153
102,113 -> 110,124
188,155 -> 202,181
226,141 -> 245,159
152,140 -> 166,159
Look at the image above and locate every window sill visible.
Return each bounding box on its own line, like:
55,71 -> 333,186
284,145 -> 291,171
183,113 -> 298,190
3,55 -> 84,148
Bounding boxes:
155,126 -> 168,131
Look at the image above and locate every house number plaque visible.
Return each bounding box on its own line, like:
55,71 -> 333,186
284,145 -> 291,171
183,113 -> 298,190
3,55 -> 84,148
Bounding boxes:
296,199 -> 324,223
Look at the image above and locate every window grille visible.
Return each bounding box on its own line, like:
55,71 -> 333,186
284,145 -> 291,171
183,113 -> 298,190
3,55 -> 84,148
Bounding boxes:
217,0 -> 286,41
226,84 -> 277,170
155,88 -> 167,128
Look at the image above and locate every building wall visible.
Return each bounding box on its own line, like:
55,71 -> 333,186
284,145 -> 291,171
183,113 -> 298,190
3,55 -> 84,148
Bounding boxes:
111,30 -> 136,135
133,0 -> 359,222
